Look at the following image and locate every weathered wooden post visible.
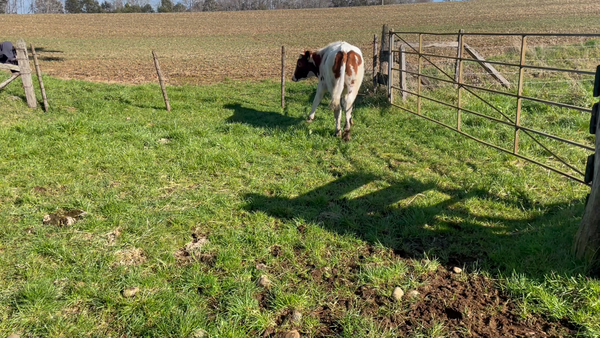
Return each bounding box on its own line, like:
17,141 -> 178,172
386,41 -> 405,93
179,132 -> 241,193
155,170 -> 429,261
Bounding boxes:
15,40 -> 36,109
456,30 -> 464,130
387,29 -> 394,103
30,43 -> 49,112
379,24 -> 389,86
399,43 -> 407,102
514,35 -> 527,154
152,50 -> 171,112
372,34 -> 378,93
574,66 -> 600,270
0,72 -> 20,90
417,33 -> 423,115
454,29 -> 464,88
281,46 -> 285,109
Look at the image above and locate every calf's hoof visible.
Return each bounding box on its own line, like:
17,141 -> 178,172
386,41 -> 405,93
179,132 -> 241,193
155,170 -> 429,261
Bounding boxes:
334,129 -> 342,137
306,117 -> 315,123
342,130 -> 351,142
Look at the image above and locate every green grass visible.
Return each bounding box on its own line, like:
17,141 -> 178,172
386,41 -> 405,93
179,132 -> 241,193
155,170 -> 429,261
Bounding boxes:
0,69 -> 599,336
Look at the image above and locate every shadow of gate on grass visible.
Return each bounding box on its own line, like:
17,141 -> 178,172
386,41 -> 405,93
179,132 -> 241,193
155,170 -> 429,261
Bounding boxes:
244,173 -> 587,278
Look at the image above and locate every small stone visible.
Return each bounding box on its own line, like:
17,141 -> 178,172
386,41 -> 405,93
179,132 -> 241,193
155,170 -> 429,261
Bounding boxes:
256,263 -> 267,270
191,329 -> 208,338
122,287 -> 139,298
42,214 -> 53,224
290,310 -> 302,324
452,267 -> 463,274
406,290 -> 420,298
158,138 -> 171,144
62,216 -> 76,226
126,117 -> 131,120
281,330 -> 300,338
258,275 -> 271,288
8,334 -> 20,338
392,287 -> 404,301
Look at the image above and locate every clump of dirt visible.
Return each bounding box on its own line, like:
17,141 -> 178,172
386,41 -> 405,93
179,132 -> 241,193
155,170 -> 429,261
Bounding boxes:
174,232 -> 211,265
270,245 -> 283,257
42,209 -> 87,226
114,248 -> 146,266
106,227 -> 122,245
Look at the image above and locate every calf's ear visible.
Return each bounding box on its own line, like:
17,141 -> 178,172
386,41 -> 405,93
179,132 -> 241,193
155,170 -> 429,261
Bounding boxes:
304,51 -> 311,59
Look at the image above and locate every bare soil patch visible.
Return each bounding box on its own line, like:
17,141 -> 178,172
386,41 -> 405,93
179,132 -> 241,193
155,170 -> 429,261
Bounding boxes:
260,245 -> 575,337
114,247 -> 146,266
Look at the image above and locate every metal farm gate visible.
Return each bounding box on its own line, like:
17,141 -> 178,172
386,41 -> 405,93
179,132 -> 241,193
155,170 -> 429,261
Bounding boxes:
384,31 -> 600,186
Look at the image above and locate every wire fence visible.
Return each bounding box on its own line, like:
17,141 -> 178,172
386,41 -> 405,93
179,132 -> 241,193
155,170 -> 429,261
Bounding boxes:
385,31 -> 600,185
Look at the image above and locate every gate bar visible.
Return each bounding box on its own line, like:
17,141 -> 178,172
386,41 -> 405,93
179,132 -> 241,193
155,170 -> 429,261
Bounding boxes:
514,35 -> 527,154
400,50 -> 597,76
393,32 -> 600,38
390,102 -> 588,185
394,68 -> 593,114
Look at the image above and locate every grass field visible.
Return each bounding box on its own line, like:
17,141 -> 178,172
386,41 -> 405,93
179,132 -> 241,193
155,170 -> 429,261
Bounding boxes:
1,0 -> 600,85
2,0 -> 600,336
1,70 -> 599,336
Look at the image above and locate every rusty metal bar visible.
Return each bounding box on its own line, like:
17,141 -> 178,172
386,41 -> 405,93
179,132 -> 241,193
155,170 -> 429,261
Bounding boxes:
392,31 -> 595,185
394,86 -> 588,175
393,32 -> 600,38
398,67 -> 593,113
393,85 -> 594,152
390,102 -> 589,185
401,50 -> 597,76
514,35 -> 527,154
395,34 -> 517,124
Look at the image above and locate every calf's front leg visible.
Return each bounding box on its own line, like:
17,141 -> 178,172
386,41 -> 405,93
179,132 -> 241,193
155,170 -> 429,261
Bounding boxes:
307,82 -> 325,123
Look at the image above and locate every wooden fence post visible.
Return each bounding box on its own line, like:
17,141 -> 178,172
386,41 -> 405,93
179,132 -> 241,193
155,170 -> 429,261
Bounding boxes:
152,50 -> 171,112
30,43 -> 49,112
387,29 -> 394,103
417,33 -> 423,115
15,40 -> 36,109
379,24 -> 389,85
373,34 -> 378,93
456,30 -> 464,130
281,46 -> 285,109
454,29 -> 464,88
0,73 -> 20,90
514,35 -> 527,154
399,43 -> 406,102
574,67 -> 600,270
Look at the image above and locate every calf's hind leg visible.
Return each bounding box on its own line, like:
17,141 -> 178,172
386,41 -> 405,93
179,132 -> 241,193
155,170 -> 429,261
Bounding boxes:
341,87 -> 359,142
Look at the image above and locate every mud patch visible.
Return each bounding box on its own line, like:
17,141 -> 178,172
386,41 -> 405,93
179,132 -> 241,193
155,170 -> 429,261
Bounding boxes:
174,233 -> 211,265
106,227 -> 122,245
42,209 -> 87,226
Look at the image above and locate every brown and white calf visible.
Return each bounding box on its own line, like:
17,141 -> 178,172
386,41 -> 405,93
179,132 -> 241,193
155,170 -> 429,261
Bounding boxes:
292,41 -> 365,141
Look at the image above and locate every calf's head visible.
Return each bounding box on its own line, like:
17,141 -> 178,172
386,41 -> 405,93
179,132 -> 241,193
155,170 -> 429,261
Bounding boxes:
292,51 -> 320,82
